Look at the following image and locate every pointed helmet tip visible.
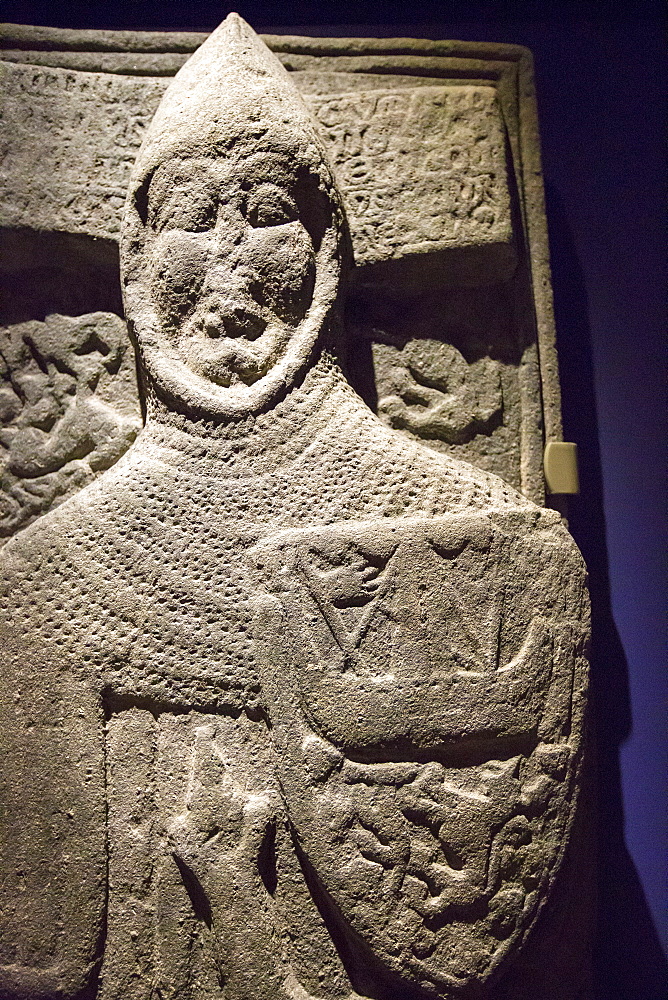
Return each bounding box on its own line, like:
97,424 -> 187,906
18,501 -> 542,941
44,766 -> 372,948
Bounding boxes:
126,9 -> 339,208
220,11 -> 242,30
218,11 -> 254,40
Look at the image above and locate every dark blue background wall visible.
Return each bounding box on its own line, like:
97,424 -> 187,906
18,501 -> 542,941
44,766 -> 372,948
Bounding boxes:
4,3 -> 667,997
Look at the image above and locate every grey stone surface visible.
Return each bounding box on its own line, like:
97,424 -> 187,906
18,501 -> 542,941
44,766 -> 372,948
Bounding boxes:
0,311 -> 141,540
0,23 -> 555,510
313,84 -> 515,284
0,64 -> 514,278
0,14 -> 590,1000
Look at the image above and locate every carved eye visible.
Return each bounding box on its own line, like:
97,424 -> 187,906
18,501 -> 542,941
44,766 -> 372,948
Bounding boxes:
246,184 -> 299,227
149,188 -> 218,233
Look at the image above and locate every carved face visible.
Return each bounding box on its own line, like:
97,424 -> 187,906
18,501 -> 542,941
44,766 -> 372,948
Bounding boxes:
122,125 -> 343,418
143,150 -> 322,389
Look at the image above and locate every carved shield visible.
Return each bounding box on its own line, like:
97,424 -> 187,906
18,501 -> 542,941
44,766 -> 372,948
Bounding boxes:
249,512 -> 587,995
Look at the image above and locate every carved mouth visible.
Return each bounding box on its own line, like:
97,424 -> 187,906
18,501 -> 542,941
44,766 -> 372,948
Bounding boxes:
177,295 -> 291,387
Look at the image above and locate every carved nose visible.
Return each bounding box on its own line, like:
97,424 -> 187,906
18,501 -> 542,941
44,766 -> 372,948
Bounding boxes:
202,299 -> 267,341
213,205 -> 246,246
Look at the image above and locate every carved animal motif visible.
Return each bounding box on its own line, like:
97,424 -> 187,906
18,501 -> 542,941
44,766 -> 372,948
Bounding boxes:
0,312 -> 140,540
250,515 -> 586,994
0,14 -> 588,1000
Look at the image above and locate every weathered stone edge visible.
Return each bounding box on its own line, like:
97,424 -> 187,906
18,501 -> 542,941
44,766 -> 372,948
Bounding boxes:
0,22 -> 529,61
0,22 -> 563,501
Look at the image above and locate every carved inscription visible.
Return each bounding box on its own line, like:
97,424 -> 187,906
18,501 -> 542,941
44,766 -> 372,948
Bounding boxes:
1,63 -> 513,275
311,86 -> 512,267
0,62 -> 167,239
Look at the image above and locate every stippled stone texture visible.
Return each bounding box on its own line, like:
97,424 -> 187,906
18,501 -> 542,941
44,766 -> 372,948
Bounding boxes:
0,15 -> 590,1000
1,23 -> 548,522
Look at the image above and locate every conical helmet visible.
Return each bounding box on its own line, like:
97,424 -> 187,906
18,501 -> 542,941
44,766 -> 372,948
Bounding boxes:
121,13 -> 349,419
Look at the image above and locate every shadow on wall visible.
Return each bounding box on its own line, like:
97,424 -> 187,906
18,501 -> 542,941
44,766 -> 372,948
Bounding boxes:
545,182 -> 668,1000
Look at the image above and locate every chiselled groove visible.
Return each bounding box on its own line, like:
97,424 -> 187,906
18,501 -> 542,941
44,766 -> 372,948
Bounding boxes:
0,12 -> 588,1000
101,689 -> 268,727
342,732 -> 537,769
257,819 -> 278,897
172,853 -> 214,929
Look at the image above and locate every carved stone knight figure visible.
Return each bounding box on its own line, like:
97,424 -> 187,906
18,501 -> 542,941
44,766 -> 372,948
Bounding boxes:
0,15 -> 589,1000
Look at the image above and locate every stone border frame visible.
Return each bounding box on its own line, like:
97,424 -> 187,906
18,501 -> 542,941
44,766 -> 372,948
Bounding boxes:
0,23 -> 564,500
